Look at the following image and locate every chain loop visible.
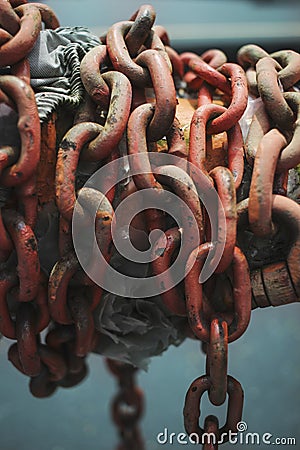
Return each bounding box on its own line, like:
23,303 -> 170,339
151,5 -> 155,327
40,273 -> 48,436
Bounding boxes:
106,21 -> 169,87
181,53 -> 231,95
270,49 -> 300,90
151,227 -> 186,315
83,71 -> 132,160
0,0 -> 20,35
0,2 -> 299,438
3,209 -> 40,301
249,129 -> 287,237
209,166 -> 236,273
107,359 -> 145,450
207,63 -> 248,134
183,375 -> 244,442
0,4 -> 41,66
207,319 -> 228,406
203,415 -> 219,450
80,45 -> 110,108
135,49 -> 176,141
276,92 -> 300,172
127,4 -> 156,57
189,103 -> 244,186
0,75 -> 41,186
185,244 -> 251,343
256,56 -> 294,131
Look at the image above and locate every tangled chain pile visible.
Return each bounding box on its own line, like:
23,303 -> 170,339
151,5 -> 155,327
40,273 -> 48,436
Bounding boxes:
0,1 -> 300,448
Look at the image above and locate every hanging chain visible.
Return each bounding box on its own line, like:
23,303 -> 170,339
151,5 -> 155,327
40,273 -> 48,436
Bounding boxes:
106,359 -> 145,450
0,2 -> 300,449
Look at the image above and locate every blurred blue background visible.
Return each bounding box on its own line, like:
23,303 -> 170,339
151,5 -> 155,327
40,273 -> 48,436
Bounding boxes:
1,1 -> 300,449
1,303 -> 300,450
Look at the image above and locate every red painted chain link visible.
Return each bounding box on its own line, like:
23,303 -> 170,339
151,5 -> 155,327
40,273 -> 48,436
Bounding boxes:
0,3 -> 300,450
106,359 -> 145,450
0,75 -> 40,186
184,375 -> 244,442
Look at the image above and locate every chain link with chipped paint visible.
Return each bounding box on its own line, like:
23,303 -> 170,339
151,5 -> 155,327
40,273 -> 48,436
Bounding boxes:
0,2 -> 300,449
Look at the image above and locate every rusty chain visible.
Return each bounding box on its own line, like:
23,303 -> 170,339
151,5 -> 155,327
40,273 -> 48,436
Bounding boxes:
106,359 -> 145,450
0,2 -> 300,449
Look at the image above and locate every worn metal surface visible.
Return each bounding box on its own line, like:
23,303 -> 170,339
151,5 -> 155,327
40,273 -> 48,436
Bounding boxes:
0,3 -> 300,449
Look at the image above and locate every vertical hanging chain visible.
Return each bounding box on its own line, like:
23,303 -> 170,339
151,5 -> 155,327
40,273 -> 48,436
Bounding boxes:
0,3 -> 300,449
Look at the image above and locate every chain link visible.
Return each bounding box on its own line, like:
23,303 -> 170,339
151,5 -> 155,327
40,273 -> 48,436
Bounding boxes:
106,359 -> 145,450
1,2 -> 300,449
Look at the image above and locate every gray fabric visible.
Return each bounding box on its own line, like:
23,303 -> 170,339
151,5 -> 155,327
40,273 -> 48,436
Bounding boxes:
94,292 -> 186,370
28,27 -> 100,122
91,241 -> 186,369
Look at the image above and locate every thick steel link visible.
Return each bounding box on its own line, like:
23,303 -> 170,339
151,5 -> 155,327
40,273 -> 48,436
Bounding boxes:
189,103 -> 244,187
256,56 -> 294,131
237,46 -> 300,98
151,227 -> 186,316
16,174 -> 38,228
45,325 -> 89,385
26,2 -> 60,29
197,82 -> 214,107
249,129 -> 287,237
48,251 -> 79,324
245,102 -> 271,163
245,66 -> 259,97
48,258 -> 98,358
207,63 -> 248,135
16,302 -> 41,376
238,195 -> 300,297
56,122 -> 103,223
209,167 -> 236,273
106,20 -> 170,87
237,44 -> 269,68
127,103 -> 165,232
127,4 -> 156,56
0,75 -> 41,186
181,53 -> 231,96
3,209 -> 40,301
8,326 -> 89,397
154,164 -> 204,244
270,49 -> 300,90
182,49 -> 227,92
276,92 -> 300,172
0,4 -> 42,66
203,415 -> 219,450
83,71 -> 132,160
207,319 -> 228,406
128,103 -> 161,190
166,117 -> 188,162
185,244 -> 251,343
202,49 -> 227,69
135,49 -> 176,141
0,271 -> 49,341
80,45 -> 110,108
76,187 -> 114,281
0,0 -> 21,35
0,1 -> 300,433
251,261 -> 299,308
